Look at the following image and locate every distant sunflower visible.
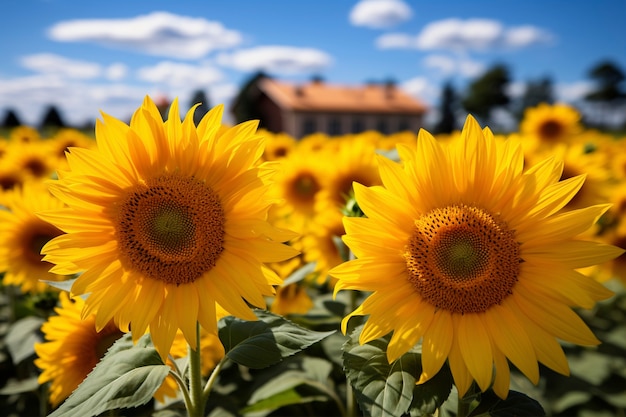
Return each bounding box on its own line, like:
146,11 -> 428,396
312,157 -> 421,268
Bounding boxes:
330,115 -> 623,399
527,142 -> 614,211
270,283 -> 314,316
0,180 -> 66,293
269,147 -> 328,233
9,125 -> 40,144
40,96 -> 298,360
48,128 -> 96,171
4,141 -> 57,180
520,103 -> 582,149
34,293 -> 125,407
0,161 -> 25,204
316,138 -> 381,208
302,203 -> 346,285
262,130 -> 297,161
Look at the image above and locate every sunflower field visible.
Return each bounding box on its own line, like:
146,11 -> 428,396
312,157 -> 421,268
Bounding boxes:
0,98 -> 625,417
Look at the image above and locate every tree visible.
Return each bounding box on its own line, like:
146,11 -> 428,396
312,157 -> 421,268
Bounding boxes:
1,109 -> 22,128
433,81 -> 458,134
584,60 -> 626,129
40,105 -> 66,128
461,64 -> 511,125
514,76 -> 554,121
232,71 -> 269,125
189,90 -> 211,126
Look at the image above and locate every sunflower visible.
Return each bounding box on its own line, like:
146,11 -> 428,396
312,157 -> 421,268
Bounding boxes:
269,147 -> 328,234
34,292 -> 125,407
261,130 -> 297,161
526,142 -> 614,211
520,103 -> 583,150
270,283 -> 314,316
39,96 -> 298,360
316,137 -> 381,209
9,125 -> 41,144
48,128 -> 96,171
0,180 -> 67,293
4,141 -> 58,181
330,115 -> 623,399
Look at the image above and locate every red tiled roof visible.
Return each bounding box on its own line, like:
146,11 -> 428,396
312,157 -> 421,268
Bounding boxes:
258,78 -> 427,114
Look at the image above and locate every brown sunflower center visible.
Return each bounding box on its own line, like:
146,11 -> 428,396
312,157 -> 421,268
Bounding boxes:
538,120 -> 564,141
289,172 -> 320,204
25,222 -> 64,266
23,157 -> 48,177
116,174 -> 225,285
405,204 -> 521,314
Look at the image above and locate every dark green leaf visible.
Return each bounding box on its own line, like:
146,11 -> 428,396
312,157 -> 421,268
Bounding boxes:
469,390 -> 545,417
5,316 -> 44,364
218,310 -> 334,369
343,326 -> 452,417
49,333 -> 170,417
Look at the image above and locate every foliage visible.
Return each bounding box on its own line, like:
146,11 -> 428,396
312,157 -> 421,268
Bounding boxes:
461,63 -> 511,124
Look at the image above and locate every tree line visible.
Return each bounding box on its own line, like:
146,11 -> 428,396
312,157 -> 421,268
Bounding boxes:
2,59 -> 624,133
434,59 -> 626,134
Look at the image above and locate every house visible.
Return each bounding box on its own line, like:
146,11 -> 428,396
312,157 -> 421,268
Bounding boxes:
231,74 -> 428,138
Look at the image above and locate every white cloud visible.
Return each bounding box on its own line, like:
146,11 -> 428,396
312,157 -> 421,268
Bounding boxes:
418,18 -> 503,51
137,61 -> 223,88
555,81 -> 593,102
506,81 -> 526,98
20,53 -> 102,79
400,76 -> 440,104
48,11 -> 243,59
105,63 -> 128,81
422,54 -> 485,78
504,25 -> 554,48
0,74 -> 148,125
216,46 -> 333,75
376,18 -> 554,52
349,0 -> 412,29
375,33 -> 416,49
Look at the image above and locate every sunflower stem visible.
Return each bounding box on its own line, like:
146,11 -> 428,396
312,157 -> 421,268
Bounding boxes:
202,355 -> 227,400
456,385 -> 477,417
169,368 -> 193,414
187,322 -> 206,417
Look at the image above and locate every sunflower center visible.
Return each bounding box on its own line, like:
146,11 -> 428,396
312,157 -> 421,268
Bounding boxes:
405,204 -> 521,314
289,172 -> 320,204
24,158 -> 48,177
25,223 -> 64,266
538,120 -> 563,141
116,174 -> 225,285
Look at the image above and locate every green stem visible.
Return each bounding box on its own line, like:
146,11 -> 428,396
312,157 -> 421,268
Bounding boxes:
187,322 -> 206,417
169,369 -> 192,413
345,289 -> 358,417
457,400 -> 470,417
457,386 -> 476,417
202,355 -> 227,399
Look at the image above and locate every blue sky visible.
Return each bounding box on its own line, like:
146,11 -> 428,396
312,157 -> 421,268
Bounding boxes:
1,0 -> 625,127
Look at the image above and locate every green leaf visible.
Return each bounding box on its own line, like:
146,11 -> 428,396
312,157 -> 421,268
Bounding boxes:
469,390 -> 545,417
343,326 -> 453,417
5,316 -> 44,364
0,377 -> 39,395
40,278 -> 77,293
245,358 -> 332,410
218,310 -> 335,369
49,333 -> 170,417
241,388 -> 326,413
